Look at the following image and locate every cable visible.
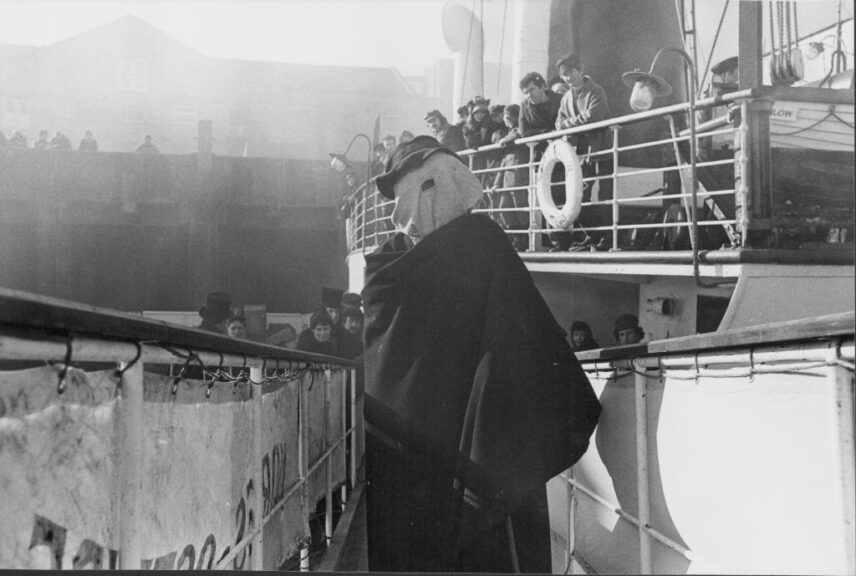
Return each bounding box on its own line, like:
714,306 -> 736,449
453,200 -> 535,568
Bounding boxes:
698,0 -> 730,94
495,0 -> 508,97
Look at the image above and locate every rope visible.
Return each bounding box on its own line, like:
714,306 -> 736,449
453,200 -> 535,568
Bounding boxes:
495,0 -> 508,96
461,0 -> 476,103
792,1 -> 799,50
769,1 -> 777,81
785,0 -> 793,55
699,0 -> 731,92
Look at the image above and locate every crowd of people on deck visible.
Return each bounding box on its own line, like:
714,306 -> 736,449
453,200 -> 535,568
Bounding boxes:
0,129 -> 161,154
194,289 -> 643,357
194,288 -> 365,361
343,53 -> 739,254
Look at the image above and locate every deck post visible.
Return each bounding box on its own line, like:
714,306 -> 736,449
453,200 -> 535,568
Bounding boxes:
118,358 -> 144,569
325,370 -> 334,544
634,362 -> 653,574
250,366 -> 264,570
611,125 -> 621,250
826,350 -> 856,573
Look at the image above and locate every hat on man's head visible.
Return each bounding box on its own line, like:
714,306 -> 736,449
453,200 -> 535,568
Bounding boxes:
322,287 -> 344,309
375,135 -> 465,200
711,56 -> 738,75
341,292 -> 363,309
613,314 -> 640,333
199,292 -> 232,321
556,52 -> 581,72
470,96 -> 491,112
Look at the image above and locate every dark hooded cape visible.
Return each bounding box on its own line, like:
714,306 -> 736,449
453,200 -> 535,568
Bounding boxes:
362,214 -> 601,572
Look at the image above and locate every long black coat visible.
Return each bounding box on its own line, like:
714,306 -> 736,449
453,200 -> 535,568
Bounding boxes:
362,213 -> 601,571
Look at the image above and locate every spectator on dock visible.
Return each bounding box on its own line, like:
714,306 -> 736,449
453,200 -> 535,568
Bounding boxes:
425,109 -> 466,152
519,72 -> 562,139
613,313 -> 644,345
464,96 -> 503,188
491,103 -> 530,250
518,71 -> 565,250
78,130 -> 98,152
569,320 -> 599,351
371,142 -> 387,177
321,287 -> 362,359
556,52 -> 614,252
226,315 -> 247,339
342,307 -> 364,339
48,130 -> 72,150
455,104 -> 470,128
341,292 -> 363,313
489,103 -> 506,125
33,130 -> 50,150
296,308 -> 336,356
549,74 -> 569,95
135,134 -> 160,154
197,292 -> 232,334
8,129 -> 27,148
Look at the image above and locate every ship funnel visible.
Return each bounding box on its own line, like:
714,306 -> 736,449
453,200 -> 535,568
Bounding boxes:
442,1 -> 484,115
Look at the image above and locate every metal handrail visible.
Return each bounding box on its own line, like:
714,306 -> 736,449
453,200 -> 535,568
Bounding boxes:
343,90 -> 853,256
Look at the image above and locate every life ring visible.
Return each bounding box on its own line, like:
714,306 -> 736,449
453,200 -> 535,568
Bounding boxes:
536,139 -> 584,230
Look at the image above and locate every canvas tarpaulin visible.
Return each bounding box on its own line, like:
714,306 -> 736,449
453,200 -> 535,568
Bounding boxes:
0,363 -> 347,569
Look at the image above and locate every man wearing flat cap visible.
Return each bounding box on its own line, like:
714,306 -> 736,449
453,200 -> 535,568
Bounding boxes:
425,109 -> 466,152
362,135 -> 601,572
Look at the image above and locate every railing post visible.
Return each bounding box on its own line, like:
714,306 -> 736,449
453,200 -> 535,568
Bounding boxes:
826,348 -> 856,573
527,143 -> 541,252
324,370 -> 334,545
611,125 -> 621,250
350,368 -> 358,486
251,365 -> 264,570
341,369 -> 349,507
634,361 -> 652,574
118,357 -> 144,569
735,98 -> 773,248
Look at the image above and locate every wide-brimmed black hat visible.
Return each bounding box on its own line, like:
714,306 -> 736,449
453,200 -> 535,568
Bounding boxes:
375,136 -> 466,200
711,56 -> 738,75
375,135 -> 464,199
199,292 -> 232,321
322,287 -> 344,309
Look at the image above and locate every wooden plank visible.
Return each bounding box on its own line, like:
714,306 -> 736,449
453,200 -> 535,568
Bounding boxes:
0,286 -> 357,366
315,481 -> 368,572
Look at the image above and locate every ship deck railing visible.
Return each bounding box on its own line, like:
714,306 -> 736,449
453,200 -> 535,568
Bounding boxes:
554,311 -> 855,574
0,286 -> 365,571
343,86 -> 854,266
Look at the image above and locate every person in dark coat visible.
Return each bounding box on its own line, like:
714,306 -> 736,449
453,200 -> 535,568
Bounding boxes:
197,292 -> 232,334
569,320 -> 600,351
78,130 -> 98,152
425,109 -> 466,152
362,135 -> 602,572
296,308 -> 337,356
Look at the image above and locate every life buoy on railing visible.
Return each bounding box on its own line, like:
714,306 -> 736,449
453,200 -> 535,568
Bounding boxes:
536,138 -> 584,230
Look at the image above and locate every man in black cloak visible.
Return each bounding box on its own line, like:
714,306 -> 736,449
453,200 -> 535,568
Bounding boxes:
361,135 -> 602,572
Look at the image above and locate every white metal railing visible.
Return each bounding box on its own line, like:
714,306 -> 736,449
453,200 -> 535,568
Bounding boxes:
0,295 -> 364,571
553,316 -> 855,575
344,89 -> 853,256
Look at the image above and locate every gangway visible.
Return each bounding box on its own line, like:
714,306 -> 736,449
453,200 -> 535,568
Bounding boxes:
0,287 -> 364,571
